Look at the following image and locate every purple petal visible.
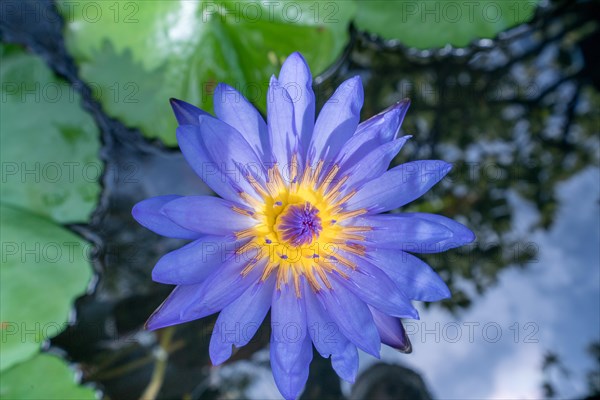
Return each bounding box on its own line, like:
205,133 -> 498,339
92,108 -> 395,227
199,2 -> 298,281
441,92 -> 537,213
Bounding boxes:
209,274 -> 275,365
334,251 -> 419,319
367,248 -> 450,301
352,214 -> 453,250
337,99 -> 410,171
356,99 -> 410,140
309,76 -> 363,163
176,125 -> 241,201
317,276 -> 381,357
161,195 -> 255,236
132,195 -> 201,240
278,52 -> 315,153
178,251 -> 266,320
213,83 -> 270,161
346,160 -> 452,213
170,98 -> 210,125
271,283 -> 308,345
303,281 -> 358,382
148,248 -> 264,330
145,284 -> 204,330
267,76 -> 299,166
178,117 -> 267,203
271,333 -> 313,400
270,283 -> 312,400
343,136 -> 411,190
401,213 -> 476,252
197,114 -> 267,189
152,236 -> 236,285
369,306 -> 412,353
331,341 -> 359,383
303,281 -> 347,357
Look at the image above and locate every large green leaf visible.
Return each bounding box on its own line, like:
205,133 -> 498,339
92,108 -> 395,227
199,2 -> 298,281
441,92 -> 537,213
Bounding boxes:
0,44 -> 101,224
58,0 -> 355,145
0,46 -> 96,378
0,204 -> 93,371
355,0 -> 539,48
0,353 -> 96,399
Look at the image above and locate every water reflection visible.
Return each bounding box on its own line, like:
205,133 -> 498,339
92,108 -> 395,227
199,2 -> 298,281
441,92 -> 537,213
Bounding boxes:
313,0 -> 599,315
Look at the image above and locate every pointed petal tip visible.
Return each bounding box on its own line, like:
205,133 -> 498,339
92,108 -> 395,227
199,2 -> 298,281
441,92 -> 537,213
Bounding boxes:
372,347 -> 382,360
395,335 -> 413,354
349,74 -> 363,88
282,52 -> 311,74
400,303 -> 420,321
170,98 -> 211,125
398,97 -> 411,107
131,195 -> 201,239
144,314 -> 167,332
287,51 -> 305,60
464,228 -> 477,243
209,341 -> 233,366
169,97 -> 186,111
443,161 -> 453,174
284,51 -> 306,65
412,309 -> 420,320
438,285 -> 452,300
131,201 -> 143,221
131,197 -> 167,223
151,266 -> 165,284
361,339 -> 382,359
214,82 -> 234,96
143,320 -> 155,331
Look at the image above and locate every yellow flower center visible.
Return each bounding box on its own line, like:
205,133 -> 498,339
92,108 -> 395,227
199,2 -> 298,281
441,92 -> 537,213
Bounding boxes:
232,158 -> 370,295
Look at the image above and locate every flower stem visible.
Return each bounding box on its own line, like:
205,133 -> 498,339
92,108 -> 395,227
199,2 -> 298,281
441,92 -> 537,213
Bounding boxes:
140,327 -> 175,400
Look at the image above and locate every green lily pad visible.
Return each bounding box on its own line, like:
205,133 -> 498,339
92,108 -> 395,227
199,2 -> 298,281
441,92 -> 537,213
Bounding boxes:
355,0 -> 539,48
0,353 -> 96,399
0,46 -> 97,373
58,0 -> 355,145
0,204 -> 93,371
0,44 -> 101,224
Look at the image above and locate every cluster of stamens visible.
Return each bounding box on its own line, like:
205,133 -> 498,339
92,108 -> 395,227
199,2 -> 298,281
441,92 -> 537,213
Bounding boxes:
232,155 -> 371,296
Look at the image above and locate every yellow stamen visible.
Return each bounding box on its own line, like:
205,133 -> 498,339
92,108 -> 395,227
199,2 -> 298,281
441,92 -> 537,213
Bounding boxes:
292,267 -> 302,298
236,240 -> 259,255
305,270 -> 322,292
272,164 -> 286,189
232,205 -> 254,217
335,208 -> 368,221
331,190 -> 357,210
314,265 -> 333,289
240,258 -> 260,276
320,164 -> 340,190
335,232 -> 366,241
232,155 -> 373,296
343,243 -> 367,256
308,160 -> 324,187
324,175 -> 349,201
234,227 -> 256,240
341,226 -> 372,233
247,175 -> 270,199
239,192 -> 263,209
299,161 -> 312,186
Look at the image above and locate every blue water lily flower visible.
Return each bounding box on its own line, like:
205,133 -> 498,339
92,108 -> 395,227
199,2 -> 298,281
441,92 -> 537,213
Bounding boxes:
133,52 -> 474,399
